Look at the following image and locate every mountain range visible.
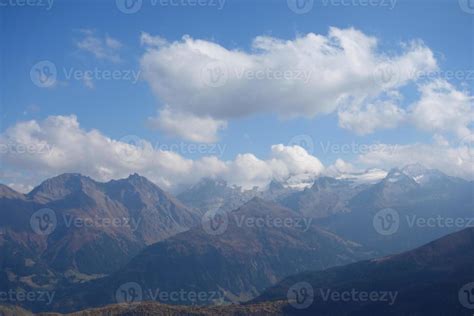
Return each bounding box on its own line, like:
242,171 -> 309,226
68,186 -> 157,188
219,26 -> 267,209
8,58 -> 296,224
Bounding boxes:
0,164 -> 472,314
254,227 -> 474,315
3,227 -> 473,315
0,173 -> 198,289
47,198 -> 370,313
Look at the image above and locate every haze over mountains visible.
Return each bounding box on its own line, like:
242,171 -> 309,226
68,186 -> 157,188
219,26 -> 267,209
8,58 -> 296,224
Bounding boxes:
255,227 -> 474,316
2,227 -> 473,315
0,164 -> 472,314
48,198 -> 369,313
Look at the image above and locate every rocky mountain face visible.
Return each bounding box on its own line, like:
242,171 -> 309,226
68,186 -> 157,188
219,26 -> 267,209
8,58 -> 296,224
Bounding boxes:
0,173 -> 199,291
47,198 -> 370,313
255,227 -> 474,315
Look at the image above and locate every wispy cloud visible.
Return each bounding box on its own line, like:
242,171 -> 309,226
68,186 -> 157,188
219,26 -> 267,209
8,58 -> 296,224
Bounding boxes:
75,29 -> 123,63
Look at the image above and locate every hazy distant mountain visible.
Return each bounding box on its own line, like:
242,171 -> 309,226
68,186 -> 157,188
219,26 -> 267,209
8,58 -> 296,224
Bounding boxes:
0,173 -> 199,288
255,227 -> 474,315
177,178 -> 297,215
320,165 -> 474,254
280,177 -> 366,219
48,198 -> 370,313
177,178 -> 259,214
177,169 -> 385,221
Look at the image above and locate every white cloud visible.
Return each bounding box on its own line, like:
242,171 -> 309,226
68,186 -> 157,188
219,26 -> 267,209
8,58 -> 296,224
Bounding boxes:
324,159 -> 357,176
148,107 -> 227,143
140,28 -> 437,141
1,116 -> 472,192
0,116 -> 324,192
357,141 -> 474,180
338,94 -> 406,135
410,79 -> 473,139
140,32 -> 167,47
76,29 -> 123,63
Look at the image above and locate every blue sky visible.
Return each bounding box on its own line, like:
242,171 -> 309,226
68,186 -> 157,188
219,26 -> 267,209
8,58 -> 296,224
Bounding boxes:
0,0 -> 473,191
